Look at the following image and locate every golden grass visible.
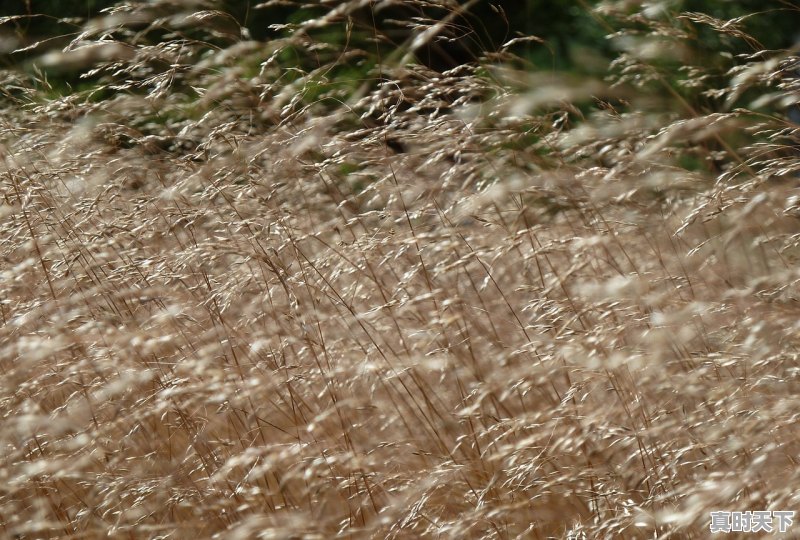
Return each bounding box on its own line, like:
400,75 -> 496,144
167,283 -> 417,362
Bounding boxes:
1,1 -> 799,538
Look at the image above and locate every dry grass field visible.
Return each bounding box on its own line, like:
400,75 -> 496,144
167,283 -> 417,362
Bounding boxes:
1,1 -> 799,538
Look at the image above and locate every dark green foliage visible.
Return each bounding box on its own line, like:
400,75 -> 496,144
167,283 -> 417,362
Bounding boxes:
0,0 -> 116,48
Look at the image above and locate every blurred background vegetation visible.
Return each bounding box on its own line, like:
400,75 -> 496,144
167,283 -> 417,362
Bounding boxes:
2,0 -> 799,168
3,0 -> 798,70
